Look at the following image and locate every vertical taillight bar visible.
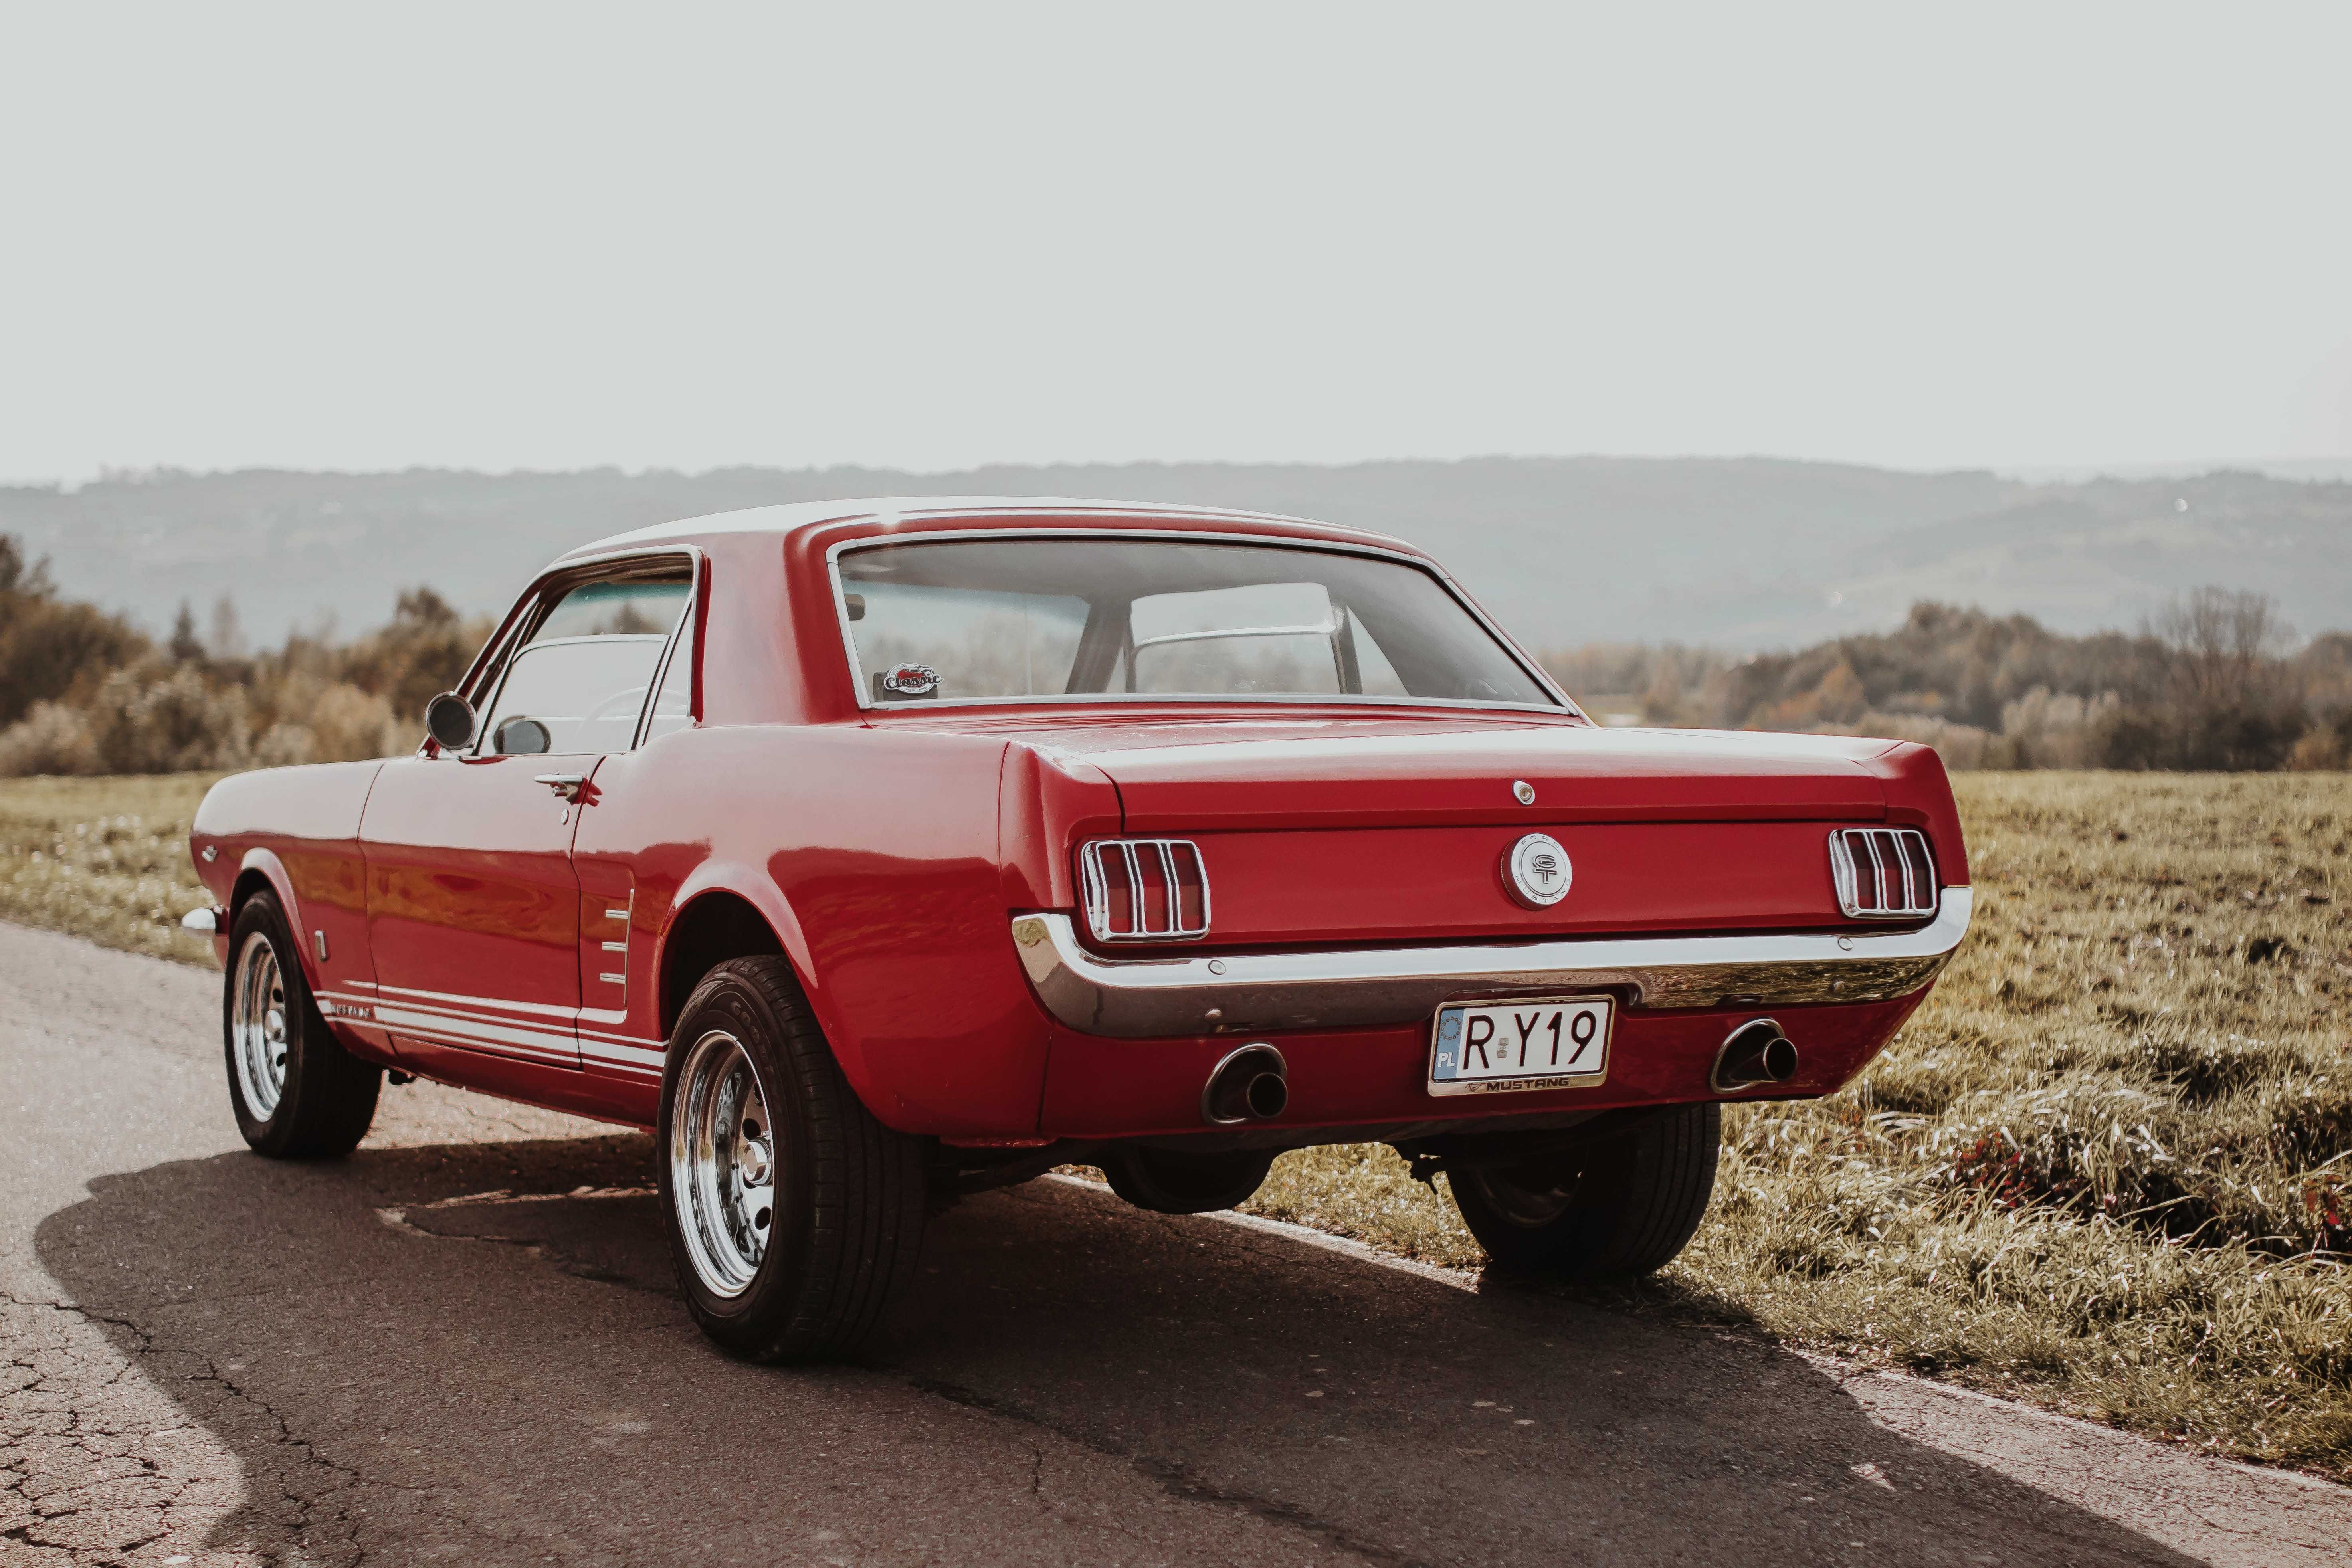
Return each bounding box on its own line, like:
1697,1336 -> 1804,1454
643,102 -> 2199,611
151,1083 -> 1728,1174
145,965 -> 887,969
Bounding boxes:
1171,841 -> 1208,933
1119,841 -> 1146,936
1899,832 -> 1934,909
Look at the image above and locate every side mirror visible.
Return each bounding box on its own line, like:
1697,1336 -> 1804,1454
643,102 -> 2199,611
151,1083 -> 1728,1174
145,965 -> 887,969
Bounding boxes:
425,691 -> 478,751
493,717 -> 550,755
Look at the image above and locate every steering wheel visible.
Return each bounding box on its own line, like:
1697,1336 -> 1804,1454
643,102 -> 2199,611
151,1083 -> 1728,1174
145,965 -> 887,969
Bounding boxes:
584,685 -> 650,725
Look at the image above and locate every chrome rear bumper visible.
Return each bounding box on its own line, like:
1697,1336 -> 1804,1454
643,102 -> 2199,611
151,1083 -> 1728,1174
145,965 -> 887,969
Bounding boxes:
1011,887 -> 1973,1040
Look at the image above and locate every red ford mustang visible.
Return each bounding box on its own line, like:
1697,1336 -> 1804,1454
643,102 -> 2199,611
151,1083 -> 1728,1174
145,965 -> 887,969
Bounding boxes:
185,498 -> 1972,1360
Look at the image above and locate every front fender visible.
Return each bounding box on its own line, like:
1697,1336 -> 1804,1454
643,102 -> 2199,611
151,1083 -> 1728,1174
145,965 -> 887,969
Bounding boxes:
229,848 -> 314,990
193,760 -> 385,999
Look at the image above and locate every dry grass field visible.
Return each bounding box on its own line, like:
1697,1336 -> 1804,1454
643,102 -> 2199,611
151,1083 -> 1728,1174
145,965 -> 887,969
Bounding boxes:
0,772 -> 223,965
6,770 -> 2347,1476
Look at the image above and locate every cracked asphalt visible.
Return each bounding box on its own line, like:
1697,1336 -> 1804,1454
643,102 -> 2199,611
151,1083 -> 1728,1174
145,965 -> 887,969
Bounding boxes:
5,919 -> 2349,1567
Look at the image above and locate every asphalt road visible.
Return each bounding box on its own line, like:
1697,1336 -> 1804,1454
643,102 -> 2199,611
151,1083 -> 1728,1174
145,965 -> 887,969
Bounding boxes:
4,921 -> 2348,1567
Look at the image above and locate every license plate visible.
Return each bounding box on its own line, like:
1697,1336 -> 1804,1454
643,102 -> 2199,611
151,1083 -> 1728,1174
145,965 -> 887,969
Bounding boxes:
1427,996 -> 1614,1096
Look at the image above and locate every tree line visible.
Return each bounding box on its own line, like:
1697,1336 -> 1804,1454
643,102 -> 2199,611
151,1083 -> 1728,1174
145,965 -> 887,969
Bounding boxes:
0,535 -> 487,776
1541,592 -> 2351,770
4,532 -> 2345,774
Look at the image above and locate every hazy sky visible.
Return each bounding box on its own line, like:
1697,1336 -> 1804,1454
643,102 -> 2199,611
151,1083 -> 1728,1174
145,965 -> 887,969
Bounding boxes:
4,3 -> 2349,483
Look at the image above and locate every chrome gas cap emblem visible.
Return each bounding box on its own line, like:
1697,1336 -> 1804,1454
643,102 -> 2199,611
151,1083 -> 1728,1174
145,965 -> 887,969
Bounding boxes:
1504,832 -> 1572,908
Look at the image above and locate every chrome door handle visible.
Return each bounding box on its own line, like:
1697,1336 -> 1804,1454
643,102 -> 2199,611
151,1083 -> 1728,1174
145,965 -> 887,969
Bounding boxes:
535,772 -> 587,802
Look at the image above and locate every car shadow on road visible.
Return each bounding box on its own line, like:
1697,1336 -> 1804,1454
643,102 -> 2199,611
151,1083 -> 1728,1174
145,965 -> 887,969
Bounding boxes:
34,1136 -> 2215,1568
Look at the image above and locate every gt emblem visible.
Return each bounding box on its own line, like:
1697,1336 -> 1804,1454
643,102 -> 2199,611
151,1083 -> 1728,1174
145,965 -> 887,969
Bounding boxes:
1503,832 -> 1571,908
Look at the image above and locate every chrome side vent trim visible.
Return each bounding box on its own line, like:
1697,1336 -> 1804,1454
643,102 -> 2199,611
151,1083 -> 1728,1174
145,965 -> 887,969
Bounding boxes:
1079,839 -> 1211,942
1828,828 -> 1939,920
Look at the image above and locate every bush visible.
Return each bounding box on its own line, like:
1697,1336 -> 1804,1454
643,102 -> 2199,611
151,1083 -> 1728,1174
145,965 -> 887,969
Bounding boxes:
2172,703 -> 2307,771
0,701 -> 100,776
336,586 -> 491,720
250,677 -> 409,766
1999,687 -> 2117,768
2092,705 -> 2174,769
0,539 -> 147,727
2288,723 -> 2348,771
85,664 -> 254,774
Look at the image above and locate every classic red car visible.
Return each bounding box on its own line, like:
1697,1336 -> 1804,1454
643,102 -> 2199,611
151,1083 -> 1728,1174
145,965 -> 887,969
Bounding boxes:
186,498 -> 1972,1360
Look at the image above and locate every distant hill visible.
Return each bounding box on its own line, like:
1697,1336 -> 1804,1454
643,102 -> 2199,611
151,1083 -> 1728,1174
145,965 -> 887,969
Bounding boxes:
3,458 -> 2344,652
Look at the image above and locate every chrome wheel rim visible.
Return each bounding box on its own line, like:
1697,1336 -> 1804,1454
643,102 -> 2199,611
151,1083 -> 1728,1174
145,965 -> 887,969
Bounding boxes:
669,1029 -> 777,1299
231,931 -> 289,1121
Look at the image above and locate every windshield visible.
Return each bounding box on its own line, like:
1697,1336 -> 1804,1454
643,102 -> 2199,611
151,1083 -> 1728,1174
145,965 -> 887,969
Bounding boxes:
836,537 -> 1558,709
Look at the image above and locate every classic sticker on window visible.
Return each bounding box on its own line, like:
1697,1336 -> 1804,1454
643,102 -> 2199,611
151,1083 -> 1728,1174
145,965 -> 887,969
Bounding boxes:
877,663 -> 940,699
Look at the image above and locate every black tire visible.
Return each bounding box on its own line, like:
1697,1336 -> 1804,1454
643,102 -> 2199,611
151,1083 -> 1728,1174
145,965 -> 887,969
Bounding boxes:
1103,1146 -> 1277,1214
1448,1103 -> 1720,1280
657,956 -> 927,1362
223,891 -> 381,1158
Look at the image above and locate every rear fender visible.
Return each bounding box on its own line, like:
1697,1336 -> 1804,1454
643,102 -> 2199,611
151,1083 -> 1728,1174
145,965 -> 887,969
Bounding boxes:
997,742 -> 1124,909
654,864 -> 891,1107
1864,741 -> 1970,885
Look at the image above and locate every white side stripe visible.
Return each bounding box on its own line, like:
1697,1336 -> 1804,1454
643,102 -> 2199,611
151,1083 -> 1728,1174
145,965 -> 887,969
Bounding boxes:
319,989 -> 664,1073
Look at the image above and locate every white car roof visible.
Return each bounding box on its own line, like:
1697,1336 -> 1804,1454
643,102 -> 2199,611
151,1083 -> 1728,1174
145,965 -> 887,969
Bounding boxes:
567,495 -> 1400,558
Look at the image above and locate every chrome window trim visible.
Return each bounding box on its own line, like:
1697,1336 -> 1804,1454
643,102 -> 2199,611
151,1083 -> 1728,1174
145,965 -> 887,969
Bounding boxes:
839,690 -> 1578,716
525,633 -> 669,651
632,550 -> 704,749
429,588 -> 544,754
823,527 -> 1581,719
1009,887 -> 1974,1039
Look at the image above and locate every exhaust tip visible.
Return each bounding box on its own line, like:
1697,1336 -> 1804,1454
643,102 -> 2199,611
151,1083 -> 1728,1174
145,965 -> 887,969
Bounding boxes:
1203,1044 -> 1288,1125
1713,1018 -> 1798,1093
1244,1069 -> 1288,1120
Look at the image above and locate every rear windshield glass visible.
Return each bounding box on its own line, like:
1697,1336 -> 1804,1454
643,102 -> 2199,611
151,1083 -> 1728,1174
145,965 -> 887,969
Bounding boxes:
836,538 -> 1555,708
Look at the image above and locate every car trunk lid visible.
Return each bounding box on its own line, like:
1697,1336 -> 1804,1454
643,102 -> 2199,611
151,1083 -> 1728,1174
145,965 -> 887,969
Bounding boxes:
1057,718 -> 1890,832
944,712 -> 1904,946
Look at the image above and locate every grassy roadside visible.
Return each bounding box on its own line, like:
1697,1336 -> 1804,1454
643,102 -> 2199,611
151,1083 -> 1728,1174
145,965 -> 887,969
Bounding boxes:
8,770 -> 2348,1475
0,772 -> 222,966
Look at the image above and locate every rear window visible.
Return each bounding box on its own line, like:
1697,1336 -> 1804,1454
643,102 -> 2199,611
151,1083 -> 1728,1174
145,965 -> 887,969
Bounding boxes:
836,537 -> 1554,709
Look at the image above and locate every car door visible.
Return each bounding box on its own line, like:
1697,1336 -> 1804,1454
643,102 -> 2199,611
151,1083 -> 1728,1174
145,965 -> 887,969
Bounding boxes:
360,557 -> 695,1074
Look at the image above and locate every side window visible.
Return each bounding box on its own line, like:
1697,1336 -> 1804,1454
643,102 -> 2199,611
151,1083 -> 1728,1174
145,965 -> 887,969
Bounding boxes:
477,572 -> 690,756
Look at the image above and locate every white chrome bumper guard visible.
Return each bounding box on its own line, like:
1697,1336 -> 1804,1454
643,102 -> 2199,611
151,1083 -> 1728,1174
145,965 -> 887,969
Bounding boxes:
1010,887 -> 1974,1040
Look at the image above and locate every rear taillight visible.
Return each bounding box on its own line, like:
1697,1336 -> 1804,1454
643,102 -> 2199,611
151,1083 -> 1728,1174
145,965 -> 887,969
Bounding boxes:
1828,828 -> 1939,919
1079,839 -> 1210,942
